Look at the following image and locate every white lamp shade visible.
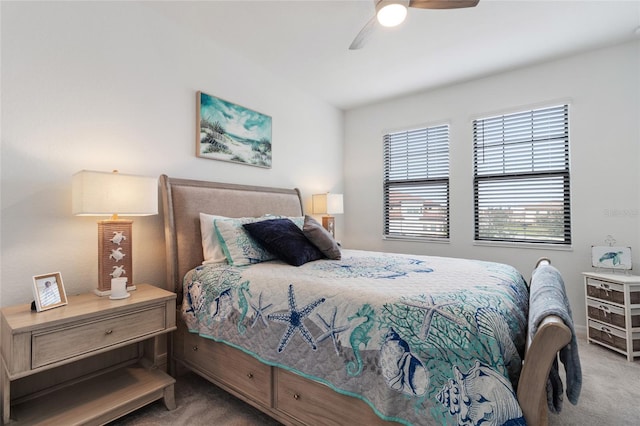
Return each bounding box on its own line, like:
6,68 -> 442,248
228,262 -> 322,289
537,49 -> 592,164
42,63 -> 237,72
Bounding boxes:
312,193 -> 344,215
72,170 -> 158,216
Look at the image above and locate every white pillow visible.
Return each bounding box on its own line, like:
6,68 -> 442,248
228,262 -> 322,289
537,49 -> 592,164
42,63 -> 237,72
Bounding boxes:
199,213 -> 229,264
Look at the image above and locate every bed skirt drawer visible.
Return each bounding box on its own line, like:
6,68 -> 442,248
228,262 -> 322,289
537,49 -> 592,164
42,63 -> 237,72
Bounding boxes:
588,320 -> 640,352
586,278 -> 640,305
587,299 -> 640,328
183,332 -> 271,407
274,368 -> 395,425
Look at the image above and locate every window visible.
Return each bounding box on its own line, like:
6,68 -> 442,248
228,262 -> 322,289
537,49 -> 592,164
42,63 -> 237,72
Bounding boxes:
473,104 -> 571,245
383,125 -> 449,239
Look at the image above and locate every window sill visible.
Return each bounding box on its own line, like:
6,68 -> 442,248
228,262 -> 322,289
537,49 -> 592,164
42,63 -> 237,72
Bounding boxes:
473,240 -> 573,251
383,236 -> 450,244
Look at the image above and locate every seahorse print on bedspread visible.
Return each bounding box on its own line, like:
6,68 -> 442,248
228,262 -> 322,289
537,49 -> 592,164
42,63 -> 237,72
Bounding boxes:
237,281 -> 252,334
346,304 -> 375,377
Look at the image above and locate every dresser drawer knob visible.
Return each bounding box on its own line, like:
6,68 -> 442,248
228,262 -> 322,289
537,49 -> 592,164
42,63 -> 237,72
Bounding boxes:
105,329 -> 113,335
293,394 -> 300,400
247,372 -> 254,379
192,346 -> 198,352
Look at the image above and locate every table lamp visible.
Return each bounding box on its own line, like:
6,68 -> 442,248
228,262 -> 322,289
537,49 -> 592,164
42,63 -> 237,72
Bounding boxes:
72,170 -> 158,296
312,193 -> 343,238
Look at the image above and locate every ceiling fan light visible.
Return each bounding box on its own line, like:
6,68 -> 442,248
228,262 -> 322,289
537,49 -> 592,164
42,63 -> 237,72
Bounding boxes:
377,3 -> 408,27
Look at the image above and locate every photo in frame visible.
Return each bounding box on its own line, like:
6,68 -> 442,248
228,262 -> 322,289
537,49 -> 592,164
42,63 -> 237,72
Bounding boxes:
32,272 -> 68,312
591,246 -> 632,270
196,91 -> 272,168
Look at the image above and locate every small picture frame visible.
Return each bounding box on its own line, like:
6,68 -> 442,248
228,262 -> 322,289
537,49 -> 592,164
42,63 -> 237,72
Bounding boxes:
32,272 -> 68,312
591,246 -> 633,270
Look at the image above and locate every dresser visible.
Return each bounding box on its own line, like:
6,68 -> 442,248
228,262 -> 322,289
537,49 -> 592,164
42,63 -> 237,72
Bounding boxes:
583,272 -> 640,361
1,284 -> 177,424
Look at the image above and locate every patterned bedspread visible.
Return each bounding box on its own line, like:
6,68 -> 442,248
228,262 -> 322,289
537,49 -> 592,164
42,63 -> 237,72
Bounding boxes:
182,249 -> 529,426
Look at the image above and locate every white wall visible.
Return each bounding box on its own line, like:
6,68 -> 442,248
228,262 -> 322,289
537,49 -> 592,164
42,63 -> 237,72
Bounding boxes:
0,2 -> 343,306
344,40 -> 640,327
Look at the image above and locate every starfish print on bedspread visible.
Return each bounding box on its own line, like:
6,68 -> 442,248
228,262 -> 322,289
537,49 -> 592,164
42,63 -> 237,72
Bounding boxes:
250,291 -> 273,329
316,306 -> 350,355
403,295 -> 464,340
268,284 -> 326,352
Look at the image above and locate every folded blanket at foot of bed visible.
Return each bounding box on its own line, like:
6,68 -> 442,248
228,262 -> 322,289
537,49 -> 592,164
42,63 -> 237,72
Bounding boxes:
529,263 -> 582,413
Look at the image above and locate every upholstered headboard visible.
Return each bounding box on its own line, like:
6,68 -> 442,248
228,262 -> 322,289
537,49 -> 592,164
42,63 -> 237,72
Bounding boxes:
159,174 -> 303,301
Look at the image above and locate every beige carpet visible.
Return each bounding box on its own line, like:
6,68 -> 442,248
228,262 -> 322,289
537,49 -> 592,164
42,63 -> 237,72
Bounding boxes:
547,336 -> 640,426
112,336 -> 640,425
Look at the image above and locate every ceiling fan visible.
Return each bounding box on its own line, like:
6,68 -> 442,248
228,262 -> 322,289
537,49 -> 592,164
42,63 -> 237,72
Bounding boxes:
349,0 -> 479,50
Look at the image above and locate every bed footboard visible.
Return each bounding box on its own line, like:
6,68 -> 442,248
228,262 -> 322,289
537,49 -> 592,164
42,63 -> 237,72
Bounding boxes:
517,315 -> 571,425
517,258 -> 572,426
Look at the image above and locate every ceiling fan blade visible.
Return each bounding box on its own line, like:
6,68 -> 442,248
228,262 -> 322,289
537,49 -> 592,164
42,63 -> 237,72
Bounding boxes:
409,0 -> 479,9
349,15 -> 378,50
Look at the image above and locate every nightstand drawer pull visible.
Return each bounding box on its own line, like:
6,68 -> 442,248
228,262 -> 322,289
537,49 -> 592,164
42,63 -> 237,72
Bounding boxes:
192,345 -> 198,351
105,329 -> 113,335
599,305 -> 610,316
293,394 -> 300,400
247,372 -> 254,379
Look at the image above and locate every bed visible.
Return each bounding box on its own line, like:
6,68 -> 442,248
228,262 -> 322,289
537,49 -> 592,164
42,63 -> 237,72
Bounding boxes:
160,174 -> 573,426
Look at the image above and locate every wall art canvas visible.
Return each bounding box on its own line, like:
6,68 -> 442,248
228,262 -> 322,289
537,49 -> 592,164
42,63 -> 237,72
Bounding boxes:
591,246 -> 632,270
197,91 -> 272,168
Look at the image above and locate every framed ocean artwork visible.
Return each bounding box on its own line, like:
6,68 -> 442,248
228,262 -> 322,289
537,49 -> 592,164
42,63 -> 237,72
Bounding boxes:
591,246 -> 632,270
196,91 -> 272,168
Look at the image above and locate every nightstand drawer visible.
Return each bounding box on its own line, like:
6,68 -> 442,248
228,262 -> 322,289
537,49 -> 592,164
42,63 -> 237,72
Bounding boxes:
588,319 -> 640,352
586,277 -> 640,305
587,298 -> 640,328
32,305 -> 166,368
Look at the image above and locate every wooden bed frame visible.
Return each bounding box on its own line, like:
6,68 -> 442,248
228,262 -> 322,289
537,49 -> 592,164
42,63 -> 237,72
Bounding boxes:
160,174 -> 571,426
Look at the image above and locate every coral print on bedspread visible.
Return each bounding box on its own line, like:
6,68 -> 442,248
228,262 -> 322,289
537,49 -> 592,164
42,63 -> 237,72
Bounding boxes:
182,249 -> 529,426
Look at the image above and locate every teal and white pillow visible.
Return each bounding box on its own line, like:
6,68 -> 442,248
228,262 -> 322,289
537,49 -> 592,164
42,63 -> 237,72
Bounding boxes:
214,216 -> 276,266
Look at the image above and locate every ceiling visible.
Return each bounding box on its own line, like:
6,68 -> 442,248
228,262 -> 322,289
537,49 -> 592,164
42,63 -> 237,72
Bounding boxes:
146,0 -> 640,110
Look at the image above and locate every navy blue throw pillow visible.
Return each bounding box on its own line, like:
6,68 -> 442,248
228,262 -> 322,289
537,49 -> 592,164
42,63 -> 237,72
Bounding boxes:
243,218 -> 325,266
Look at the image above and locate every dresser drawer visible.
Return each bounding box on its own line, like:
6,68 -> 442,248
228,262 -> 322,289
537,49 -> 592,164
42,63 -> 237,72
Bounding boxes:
588,319 -> 640,352
587,298 -> 640,328
183,332 -> 271,407
32,305 -> 166,368
586,278 -> 640,305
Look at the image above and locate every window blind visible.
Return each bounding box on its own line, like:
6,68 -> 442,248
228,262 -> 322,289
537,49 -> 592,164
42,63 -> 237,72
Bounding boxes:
383,125 -> 449,239
473,104 -> 571,244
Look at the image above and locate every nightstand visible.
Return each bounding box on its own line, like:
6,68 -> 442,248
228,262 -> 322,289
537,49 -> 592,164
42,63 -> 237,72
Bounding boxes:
583,272 -> 640,361
1,284 -> 177,424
